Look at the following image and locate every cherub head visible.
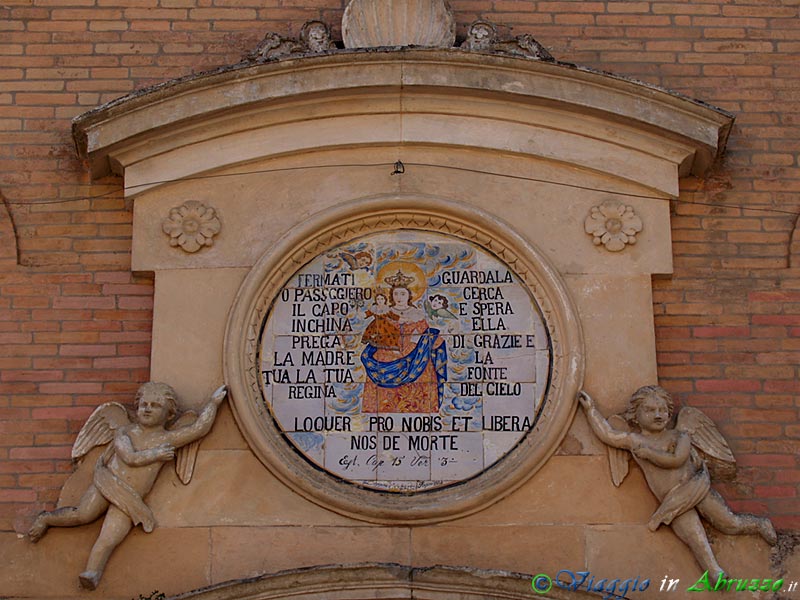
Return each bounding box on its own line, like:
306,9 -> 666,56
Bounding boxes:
466,20 -> 497,50
429,294 -> 448,310
135,382 -> 178,428
300,20 -> 331,53
625,385 -> 674,432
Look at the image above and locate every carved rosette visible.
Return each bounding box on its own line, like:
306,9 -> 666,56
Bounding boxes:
162,200 -> 221,253
584,200 -> 643,252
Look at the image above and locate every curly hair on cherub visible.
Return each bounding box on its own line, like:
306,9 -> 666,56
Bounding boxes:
624,385 -> 674,428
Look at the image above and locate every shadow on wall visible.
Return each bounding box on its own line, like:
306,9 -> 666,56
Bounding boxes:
789,213 -> 800,269
0,192 -> 19,268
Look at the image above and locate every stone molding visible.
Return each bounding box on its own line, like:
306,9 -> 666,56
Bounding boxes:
223,196 -> 584,524
72,50 -> 733,197
170,563 -> 599,600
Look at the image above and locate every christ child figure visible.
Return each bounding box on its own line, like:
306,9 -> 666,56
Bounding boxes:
361,292 -> 401,350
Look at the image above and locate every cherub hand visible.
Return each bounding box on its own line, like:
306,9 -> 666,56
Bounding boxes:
577,390 -> 594,410
154,443 -> 175,462
211,384 -> 227,406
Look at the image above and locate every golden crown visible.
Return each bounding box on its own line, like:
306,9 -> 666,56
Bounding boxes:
383,270 -> 415,287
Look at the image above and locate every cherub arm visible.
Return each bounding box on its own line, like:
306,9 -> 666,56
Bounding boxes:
114,429 -> 175,466
578,391 -> 637,451
164,385 -> 227,448
633,432 -> 692,468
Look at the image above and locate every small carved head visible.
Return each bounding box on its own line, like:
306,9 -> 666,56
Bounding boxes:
625,385 -> 674,431
466,20 -> 497,50
301,20 -> 331,53
135,382 -> 178,426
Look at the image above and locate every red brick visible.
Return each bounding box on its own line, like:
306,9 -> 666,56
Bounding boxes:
8,448 -> 71,463
695,379 -> 762,393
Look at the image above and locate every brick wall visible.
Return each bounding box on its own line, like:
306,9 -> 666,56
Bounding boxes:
0,0 -> 798,533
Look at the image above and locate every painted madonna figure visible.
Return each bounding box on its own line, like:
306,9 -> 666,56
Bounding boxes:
28,382 -> 227,590
361,270 -> 447,413
579,386 -> 776,579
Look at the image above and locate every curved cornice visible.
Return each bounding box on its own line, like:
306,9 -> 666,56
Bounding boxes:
72,49 -> 733,197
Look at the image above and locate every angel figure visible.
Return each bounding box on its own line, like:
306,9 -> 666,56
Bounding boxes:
28,382 -> 227,590
579,386 -> 776,579
424,294 -> 458,321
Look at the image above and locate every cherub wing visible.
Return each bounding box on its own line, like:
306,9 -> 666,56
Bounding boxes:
169,411 -> 200,485
676,406 -> 736,480
607,414 -> 631,487
72,402 -> 131,459
340,252 -> 358,270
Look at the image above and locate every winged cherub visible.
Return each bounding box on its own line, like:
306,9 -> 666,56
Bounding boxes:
28,382 -> 227,590
579,386 -> 776,579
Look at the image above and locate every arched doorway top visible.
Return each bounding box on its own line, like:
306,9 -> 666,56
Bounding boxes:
170,563 -> 602,600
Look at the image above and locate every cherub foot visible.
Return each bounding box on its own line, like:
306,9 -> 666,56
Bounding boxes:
759,518 -> 777,545
79,570 -> 101,590
28,512 -> 49,543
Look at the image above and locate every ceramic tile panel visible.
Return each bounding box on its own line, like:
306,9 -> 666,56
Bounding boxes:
258,231 -> 552,492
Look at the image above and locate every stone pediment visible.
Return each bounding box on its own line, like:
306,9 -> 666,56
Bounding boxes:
73,48 -> 732,199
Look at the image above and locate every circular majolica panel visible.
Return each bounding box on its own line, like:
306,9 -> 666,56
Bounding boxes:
225,200 -> 583,523
260,230 -> 550,492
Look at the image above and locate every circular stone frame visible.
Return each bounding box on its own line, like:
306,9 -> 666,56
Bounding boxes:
224,196 -> 584,524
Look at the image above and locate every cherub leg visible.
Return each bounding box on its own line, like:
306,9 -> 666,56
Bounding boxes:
79,505 -> 133,590
670,509 -> 724,580
697,488 -> 777,545
29,486 -> 109,542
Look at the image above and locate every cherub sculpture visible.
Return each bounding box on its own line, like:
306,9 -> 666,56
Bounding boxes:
300,20 -> 337,53
28,382 -> 227,590
459,18 -> 554,61
460,20 -> 498,52
246,20 -> 336,62
579,386 -> 776,579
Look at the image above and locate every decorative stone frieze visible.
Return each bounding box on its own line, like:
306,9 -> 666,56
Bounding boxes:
162,200 -> 221,253
584,200 -> 643,252
246,20 -> 336,62
460,20 -> 553,60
